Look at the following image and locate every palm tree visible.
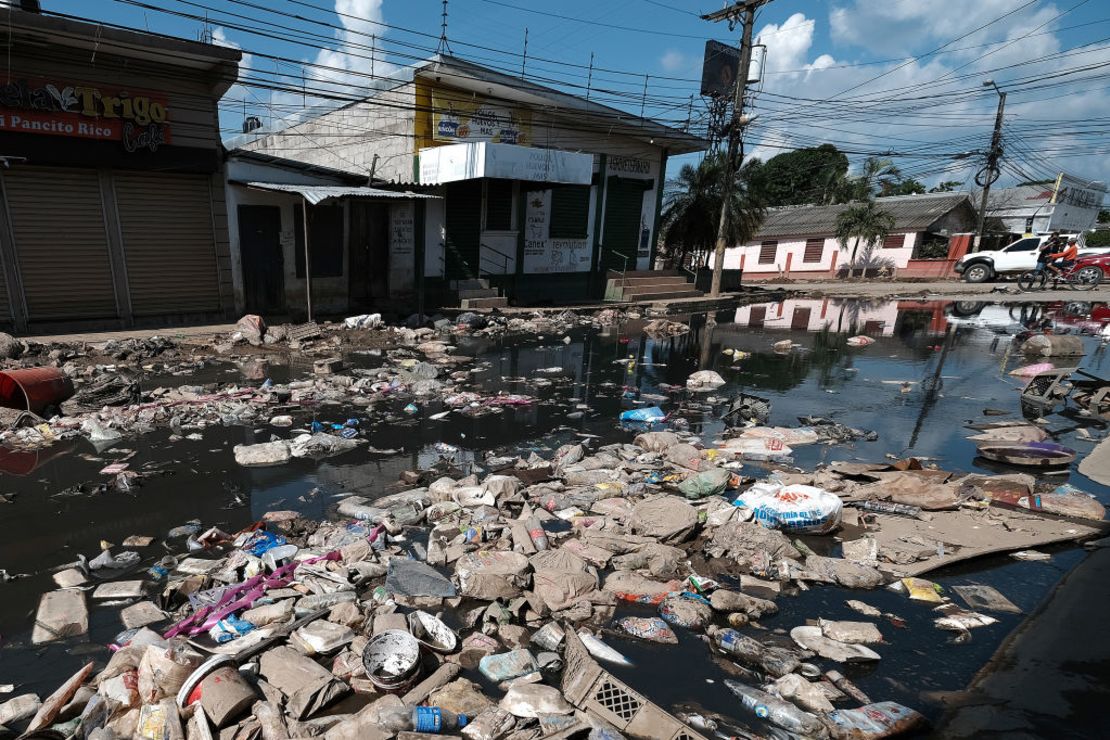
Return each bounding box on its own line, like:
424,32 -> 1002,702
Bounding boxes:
660,153 -> 766,273
835,199 -> 896,278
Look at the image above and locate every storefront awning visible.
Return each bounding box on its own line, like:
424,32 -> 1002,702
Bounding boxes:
243,182 -> 441,205
418,142 -> 593,186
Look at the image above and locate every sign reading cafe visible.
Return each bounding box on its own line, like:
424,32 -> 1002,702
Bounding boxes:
0,78 -> 172,152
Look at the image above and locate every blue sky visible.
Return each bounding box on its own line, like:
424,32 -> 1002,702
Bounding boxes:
46,1 -> 1110,188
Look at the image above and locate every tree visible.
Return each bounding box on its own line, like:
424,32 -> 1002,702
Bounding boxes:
751,144 -> 849,206
930,180 -> 962,193
1098,209 -> 1109,224
660,153 -> 766,270
1088,229 -> 1110,248
880,178 -> 926,197
835,199 -> 896,278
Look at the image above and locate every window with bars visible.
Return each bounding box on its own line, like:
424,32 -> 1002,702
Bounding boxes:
883,233 -> 906,249
803,237 -> 824,263
758,240 -> 778,264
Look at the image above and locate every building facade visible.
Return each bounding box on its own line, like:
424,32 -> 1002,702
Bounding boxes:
986,173 -> 1107,237
0,10 -> 240,331
234,55 -> 706,305
716,192 -> 977,280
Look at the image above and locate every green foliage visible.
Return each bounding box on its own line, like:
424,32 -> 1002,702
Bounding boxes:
929,180 -> 962,193
1087,229 -> 1110,248
835,199 -> 896,276
748,144 -> 849,206
880,178 -> 926,196
660,152 -> 767,268
1098,209 -> 1109,224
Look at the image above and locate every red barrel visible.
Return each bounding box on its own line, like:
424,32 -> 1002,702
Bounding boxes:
0,368 -> 74,413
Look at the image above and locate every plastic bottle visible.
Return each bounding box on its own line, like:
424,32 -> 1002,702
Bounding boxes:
411,706 -> 468,733
524,517 -> 549,550
376,704 -> 414,734
825,669 -> 871,705
723,680 -> 827,738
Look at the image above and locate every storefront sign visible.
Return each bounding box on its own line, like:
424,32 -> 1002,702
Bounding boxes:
608,155 -> 653,176
431,89 -> 531,145
0,78 -> 171,152
389,202 -> 415,292
420,143 -> 592,186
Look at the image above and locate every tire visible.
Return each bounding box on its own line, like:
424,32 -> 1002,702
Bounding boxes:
1074,265 -> 1103,291
963,262 -> 993,283
1017,271 -> 1044,292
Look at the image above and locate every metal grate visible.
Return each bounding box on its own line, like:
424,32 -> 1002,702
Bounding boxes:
594,679 -> 641,721
674,733 -> 697,740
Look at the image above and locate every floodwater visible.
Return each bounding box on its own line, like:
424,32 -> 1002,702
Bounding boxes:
2,296 -> 1109,737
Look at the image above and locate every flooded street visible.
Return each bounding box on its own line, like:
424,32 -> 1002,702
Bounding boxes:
3,297 -> 1109,738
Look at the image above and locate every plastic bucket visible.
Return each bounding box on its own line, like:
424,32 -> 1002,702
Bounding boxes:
0,368 -> 74,413
361,629 -> 422,692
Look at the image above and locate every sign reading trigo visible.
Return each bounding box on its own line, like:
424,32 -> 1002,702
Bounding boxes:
0,78 -> 172,152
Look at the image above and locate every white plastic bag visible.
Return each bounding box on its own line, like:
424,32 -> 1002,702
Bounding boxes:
732,482 -> 842,534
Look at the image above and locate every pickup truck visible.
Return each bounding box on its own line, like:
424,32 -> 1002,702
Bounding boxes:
955,234 -> 1106,282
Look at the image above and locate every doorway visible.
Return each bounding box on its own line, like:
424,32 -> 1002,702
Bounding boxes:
238,204 -> 285,315
349,202 -> 390,306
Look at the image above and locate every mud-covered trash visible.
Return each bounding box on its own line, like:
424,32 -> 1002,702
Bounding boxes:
952,584 -> 1022,614
633,430 -> 681,452
614,616 -> 678,644
708,589 -> 777,618
643,319 -> 690,337
499,683 -> 574,718
826,701 -> 925,739
678,467 -> 731,499
0,694 -> 41,727
846,335 -> 875,347
791,625 -> 881,662
530,622 -> 565,651
362,630 -> 422,692
602,571 -> 681,604
386,559 -> 457,598
194,665 -> 257,728
345,313 -> 383,330
771,673 -> 835,714
630,495 -> 698,543
819,619 -> 883,645
289,432 -> 360,460
408,610 -> 458,653
1020,333 -> 1084,356
577,629 -> 632,666
708,521 -> 801,562
233,440 -> 291,467
235,314 -> 267,343
293,620 -> 355,654
455,551 -> 531,600
461,707 -> 516,740
478,649 -> 538,682
686,370 -> 726,390
31,589 -> 88,644
658,592 -> 713,629
708,626 -> 799,677
260,644 -> 350,718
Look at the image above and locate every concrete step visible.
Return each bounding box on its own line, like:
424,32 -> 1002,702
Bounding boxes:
621,281 -> 699,295
606,269 -> 685,279
458,288 -> 500,299
453,278 -> 490,291
620,288 -> 704,302
615,276 -> 694,287
460,296 -> 509,309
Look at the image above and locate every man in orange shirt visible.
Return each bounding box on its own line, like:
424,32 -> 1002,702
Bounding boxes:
1047,237 -> 1079,275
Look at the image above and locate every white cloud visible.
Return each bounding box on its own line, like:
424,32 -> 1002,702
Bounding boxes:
660,50 -> 688,74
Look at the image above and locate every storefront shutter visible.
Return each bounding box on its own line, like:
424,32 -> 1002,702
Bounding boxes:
601,177 -> 645,272
550,185 -> 590,239
4,166 -> 117,321
114,172 -> 220,315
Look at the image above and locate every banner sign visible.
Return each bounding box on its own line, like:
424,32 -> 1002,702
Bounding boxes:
0,78 -> 171,152
420,143 -> 592,186
431,89 -> 531,145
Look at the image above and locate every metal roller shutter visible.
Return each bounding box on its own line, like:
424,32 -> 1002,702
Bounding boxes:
114,172 -> 220,315
4,166 -> 117,321
600,177 -> 646,272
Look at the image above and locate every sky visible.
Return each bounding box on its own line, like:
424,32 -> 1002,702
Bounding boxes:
41,0 -> 1110,190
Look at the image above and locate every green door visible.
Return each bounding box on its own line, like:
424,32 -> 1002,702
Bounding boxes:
444,180 -> 482,280
600,176 -> 648,272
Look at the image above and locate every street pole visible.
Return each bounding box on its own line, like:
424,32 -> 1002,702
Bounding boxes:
975,83 -> 1006,249
704,0 -> 767,297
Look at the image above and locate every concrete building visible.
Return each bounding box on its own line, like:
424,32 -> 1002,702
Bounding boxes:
986,173 -> 1107,236
0,9 -> 240,332
233,54 -> 706,306
717,192 -> 977,280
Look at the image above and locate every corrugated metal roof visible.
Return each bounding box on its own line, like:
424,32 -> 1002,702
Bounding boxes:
754,192 -> 973,239
243,182 -> 440,205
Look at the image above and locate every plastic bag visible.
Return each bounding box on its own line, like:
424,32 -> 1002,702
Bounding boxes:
732,482 -> 842,534
620,407 -> 665,423
677,468 -> 731,499
614,616 -> 678,644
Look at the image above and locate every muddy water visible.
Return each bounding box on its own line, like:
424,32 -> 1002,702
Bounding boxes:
1,298 -> 1108,735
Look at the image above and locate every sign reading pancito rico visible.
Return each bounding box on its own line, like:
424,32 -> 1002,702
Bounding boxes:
0,78 -> 172,152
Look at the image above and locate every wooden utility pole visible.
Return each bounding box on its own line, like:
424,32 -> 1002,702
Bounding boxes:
704,0 -> 769,296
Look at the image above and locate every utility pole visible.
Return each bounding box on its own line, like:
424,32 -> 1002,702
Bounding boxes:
703,0 -> 769,297
975,79 -> 1006,248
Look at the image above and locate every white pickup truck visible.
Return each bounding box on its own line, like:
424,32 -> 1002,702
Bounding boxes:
954,234 -> 1106,282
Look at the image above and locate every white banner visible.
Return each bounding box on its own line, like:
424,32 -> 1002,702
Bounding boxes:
420,143 -> 592,186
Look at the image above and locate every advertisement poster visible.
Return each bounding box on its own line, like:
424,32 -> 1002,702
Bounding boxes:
431,89 -> 532,145
523,190 -> 590,274
389,202 -> 415,291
